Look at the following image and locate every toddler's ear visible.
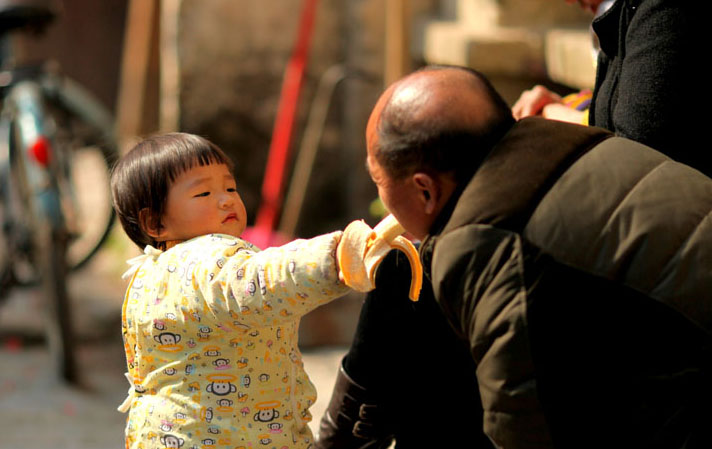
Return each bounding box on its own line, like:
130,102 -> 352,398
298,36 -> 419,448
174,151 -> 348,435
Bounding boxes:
139,208 -> 165,239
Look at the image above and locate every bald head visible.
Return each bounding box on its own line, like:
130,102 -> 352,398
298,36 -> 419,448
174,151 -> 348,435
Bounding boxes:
367,66 -> 514,183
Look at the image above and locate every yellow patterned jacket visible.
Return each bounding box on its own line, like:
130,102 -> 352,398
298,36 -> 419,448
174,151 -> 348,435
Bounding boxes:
119,232 -> 348,449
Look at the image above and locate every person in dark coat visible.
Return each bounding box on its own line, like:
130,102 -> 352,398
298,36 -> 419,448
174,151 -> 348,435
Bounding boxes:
589,0 -> 707,173
316,250 -> 492,449
360,65 -> 712,448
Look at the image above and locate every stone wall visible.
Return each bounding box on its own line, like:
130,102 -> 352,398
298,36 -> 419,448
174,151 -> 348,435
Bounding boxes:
179,0 -> 437,238
419,0 -> 595,102
181,0 -> 346,234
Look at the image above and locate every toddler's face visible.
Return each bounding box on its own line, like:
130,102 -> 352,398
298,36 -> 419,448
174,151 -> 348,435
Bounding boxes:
158,163 -> 247,242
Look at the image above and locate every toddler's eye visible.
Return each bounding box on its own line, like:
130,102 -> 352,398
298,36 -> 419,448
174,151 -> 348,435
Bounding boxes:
227,188 -> 237,193
194,192 -> 210,197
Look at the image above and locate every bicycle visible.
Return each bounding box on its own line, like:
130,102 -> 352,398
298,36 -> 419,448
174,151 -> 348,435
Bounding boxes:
0,0 -> 119,383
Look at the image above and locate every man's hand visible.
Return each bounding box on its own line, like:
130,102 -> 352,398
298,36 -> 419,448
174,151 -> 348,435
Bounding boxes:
512,85 -> 563,120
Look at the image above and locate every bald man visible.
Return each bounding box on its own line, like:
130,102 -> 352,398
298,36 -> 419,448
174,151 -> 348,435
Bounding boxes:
361,66 -> 712,448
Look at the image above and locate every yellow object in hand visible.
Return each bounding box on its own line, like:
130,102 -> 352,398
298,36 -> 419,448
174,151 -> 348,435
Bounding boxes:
338,215 -> 422,301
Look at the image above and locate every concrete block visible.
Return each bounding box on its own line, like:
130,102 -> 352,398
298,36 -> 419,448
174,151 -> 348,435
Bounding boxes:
545,28 -> 597,90
422,23 -> 544,77
436,0 -> 591,29
467,30 -> 545,77
418,0 -> 595,84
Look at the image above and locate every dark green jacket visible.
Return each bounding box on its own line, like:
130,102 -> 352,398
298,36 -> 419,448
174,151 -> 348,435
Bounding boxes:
420,117 -> 712,448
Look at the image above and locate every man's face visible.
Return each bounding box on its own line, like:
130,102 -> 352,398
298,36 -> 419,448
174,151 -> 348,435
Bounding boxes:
365,109 -> 436,241
366,152 -> 429,241
365,89 -> 438,241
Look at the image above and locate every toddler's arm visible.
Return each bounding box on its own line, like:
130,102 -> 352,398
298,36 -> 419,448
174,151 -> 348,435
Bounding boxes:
192,232 -> 348,328
191,214 -> 421,330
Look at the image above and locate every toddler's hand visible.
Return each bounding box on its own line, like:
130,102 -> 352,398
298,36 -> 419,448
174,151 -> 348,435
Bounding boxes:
337,215 -> 422,301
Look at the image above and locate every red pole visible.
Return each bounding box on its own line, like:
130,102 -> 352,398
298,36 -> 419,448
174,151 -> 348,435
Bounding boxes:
254,0 -> 320,237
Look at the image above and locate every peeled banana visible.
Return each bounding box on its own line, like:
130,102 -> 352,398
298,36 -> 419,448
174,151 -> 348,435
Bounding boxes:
338,214 -> 422,301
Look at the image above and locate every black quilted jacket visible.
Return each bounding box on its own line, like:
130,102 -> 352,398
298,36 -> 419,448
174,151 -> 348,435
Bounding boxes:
590,0 -> 709,175
420,118 -> 712,448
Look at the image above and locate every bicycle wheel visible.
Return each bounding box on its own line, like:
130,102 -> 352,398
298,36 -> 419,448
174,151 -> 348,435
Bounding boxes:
4,108 -> 77,382
0,114 -> 37,291
0,194 -> 11,296
41,74 -> 118,271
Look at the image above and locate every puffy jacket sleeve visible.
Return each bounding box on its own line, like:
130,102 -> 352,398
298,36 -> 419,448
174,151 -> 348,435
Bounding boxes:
430,224 -> 554,449
190,232 -> 350,328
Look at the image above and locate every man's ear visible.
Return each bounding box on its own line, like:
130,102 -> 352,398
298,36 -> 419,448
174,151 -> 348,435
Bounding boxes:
412,172 -> 440,215
139,208 -> 165,239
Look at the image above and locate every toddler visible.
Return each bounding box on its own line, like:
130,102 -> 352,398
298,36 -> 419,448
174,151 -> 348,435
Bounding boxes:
110,133 -> 417,449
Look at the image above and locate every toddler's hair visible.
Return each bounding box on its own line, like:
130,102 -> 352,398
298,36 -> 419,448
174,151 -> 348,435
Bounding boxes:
110,133 -> 235,249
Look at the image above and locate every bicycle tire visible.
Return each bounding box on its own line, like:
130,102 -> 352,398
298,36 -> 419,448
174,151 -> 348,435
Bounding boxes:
0,116 -> 15,294
0,114 -> 37,291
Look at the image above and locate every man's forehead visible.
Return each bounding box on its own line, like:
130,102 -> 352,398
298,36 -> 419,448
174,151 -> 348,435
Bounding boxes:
367,74 -> 425,153
366,68 -> 469,161
370,69 -> 467,132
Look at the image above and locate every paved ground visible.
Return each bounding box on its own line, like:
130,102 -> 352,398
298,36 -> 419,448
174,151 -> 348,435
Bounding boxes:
0,244 -> 347,449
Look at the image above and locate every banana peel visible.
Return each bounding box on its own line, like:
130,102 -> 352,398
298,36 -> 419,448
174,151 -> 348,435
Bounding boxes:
338,214 -> 422,301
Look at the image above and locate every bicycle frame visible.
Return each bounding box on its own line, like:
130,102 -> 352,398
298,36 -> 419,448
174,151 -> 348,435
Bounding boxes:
0,62 -> 118,269
4,79 -> 63,227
